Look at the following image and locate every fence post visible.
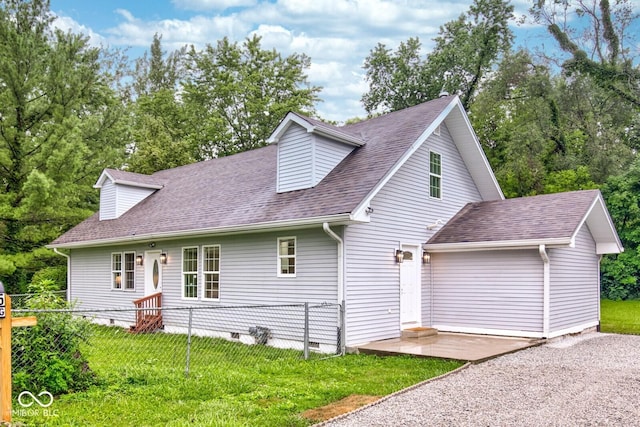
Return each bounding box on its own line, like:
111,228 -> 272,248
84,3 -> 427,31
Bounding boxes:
0,289 -> 11,422
0,284 -> 37,423
303,302 -> 309,360
185,307 -> 193,377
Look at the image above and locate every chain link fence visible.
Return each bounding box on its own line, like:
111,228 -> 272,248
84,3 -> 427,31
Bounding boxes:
10,290 -> 66,309
10,301 -> 344,403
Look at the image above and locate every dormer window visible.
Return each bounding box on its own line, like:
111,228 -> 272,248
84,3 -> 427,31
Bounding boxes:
268,112 -> 365,193
94,169 -> 163,220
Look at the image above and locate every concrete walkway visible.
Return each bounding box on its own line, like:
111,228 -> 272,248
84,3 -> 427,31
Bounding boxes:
323,333 -> 640,426
357,332 -> 541,362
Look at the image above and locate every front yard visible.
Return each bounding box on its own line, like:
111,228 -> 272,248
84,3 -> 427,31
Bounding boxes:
13,326 -> 462,426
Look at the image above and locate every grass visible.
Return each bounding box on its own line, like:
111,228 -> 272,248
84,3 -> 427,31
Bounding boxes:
14,326 -> 462,426
600,299 -> 640,334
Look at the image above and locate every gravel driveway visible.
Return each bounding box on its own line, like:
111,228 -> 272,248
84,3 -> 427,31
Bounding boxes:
322,333 -> 640,426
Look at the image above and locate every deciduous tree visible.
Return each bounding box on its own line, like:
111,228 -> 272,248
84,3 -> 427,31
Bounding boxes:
183,35 -> 321,158
0,0 -> 128,291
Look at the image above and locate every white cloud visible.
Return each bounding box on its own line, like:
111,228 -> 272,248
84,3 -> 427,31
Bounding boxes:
52,14 -> 108,47
52,0 -> 581,121
105,11 -> 250,50
172,0 -> 257,11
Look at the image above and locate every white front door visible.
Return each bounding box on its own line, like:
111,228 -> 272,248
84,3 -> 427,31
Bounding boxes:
144,251 -> 163,296
400,245 -> 421,327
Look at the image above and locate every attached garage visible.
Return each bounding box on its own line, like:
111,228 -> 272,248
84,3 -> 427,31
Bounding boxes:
424,190 -> 622,339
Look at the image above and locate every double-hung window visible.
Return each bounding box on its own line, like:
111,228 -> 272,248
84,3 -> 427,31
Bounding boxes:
182,247 -> 198,299
112,252 -> 135,290
203,245 -> 220,300
278,237 -> 296,277
429,151 -> 442,199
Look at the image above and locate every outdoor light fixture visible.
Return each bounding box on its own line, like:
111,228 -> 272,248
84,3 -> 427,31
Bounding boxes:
136,255 -> 143,266
160,253 -> 168,265
395,249 -> 404,263
422,251 -> 431,264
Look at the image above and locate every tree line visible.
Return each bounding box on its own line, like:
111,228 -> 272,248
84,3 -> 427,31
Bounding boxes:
0,0 -> 638,299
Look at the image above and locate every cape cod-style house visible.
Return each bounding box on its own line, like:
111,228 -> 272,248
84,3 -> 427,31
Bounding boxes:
49,95 -> 623,349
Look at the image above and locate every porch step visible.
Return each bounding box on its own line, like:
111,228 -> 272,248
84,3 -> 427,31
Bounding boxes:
401,327 -> 438,339
129,314 -> 163,334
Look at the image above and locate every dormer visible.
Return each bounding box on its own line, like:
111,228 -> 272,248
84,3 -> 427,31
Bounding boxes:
94,169 -> 163,220
268,113 -> 365,193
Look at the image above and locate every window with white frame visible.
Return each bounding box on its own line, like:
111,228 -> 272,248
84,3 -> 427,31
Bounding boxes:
429,151 -> 442,199
112,252 -> 135,290
203,245 -> 220,299
277,237 -> 296,277
182,247 -> 198,299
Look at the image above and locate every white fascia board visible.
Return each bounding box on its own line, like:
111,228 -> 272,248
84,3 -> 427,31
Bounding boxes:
596,242 -> 624,254
423,237 -> 573,252
93,170 -> 163,190
312,127 -> 365,147
351,97 -> 459,219
446,99 -> 504,201
268,113 -> 364,147
267,113 -> 311,144
111,180 -> 163,190
575,194 -> 624,254
48,213 -> 366,249
93,170 -> 114,188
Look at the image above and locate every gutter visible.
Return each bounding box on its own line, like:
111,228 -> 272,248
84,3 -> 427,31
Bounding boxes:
53,248 -> 71,302
539,245 -> 550,337
424,237 -> 573,253
49,213 -> 365,249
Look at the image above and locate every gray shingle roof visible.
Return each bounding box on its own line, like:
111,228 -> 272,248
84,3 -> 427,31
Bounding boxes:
98,168 -> 165,188
426,190 -> 601,245
52,95 -> 457,247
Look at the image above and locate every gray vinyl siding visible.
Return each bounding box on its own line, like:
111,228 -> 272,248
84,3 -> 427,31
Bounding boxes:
431,250 -> 544,334
344,123 -> 482,346
277,124 -> 313,192
313,135 -> 353,185
69,247 -> 144,324
115,184 -> 156,218
277,124 -> 355,193
549,224 -> 599,332
98,178 -> 156,220
99,179 -> 117,220
68,227 -> 339,344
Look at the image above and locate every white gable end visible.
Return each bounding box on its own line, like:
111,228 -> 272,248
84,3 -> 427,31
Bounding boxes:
98,177 -> 157,220
95,170 -> 161,221
276,123 -> 355,193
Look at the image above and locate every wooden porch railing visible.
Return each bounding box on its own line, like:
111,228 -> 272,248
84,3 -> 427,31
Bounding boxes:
130,292 -> 163,333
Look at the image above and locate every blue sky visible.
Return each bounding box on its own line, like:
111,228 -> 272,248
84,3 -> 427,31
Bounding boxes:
49,0 -> 639,122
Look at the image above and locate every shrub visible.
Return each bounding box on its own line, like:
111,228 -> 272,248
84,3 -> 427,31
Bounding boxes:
11,279 -> 96,396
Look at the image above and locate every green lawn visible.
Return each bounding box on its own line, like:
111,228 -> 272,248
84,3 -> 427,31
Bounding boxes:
14,326 -> 462,426
601,299 -> 640,334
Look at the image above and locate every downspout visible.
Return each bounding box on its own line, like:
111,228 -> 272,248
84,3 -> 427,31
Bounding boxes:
323,223 -> 345,353
539,245 -> 550,338
597,255 -> 602,332
53,248 -> 71,302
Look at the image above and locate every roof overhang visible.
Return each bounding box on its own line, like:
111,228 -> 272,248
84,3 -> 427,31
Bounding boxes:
424,237 -> 574,253
352,96 -> 503,220
267,112 -> 365,147
575,193 -> 624,255
424,192 -> 623,255
94,170 -> 163,190
48,213 -> 367,249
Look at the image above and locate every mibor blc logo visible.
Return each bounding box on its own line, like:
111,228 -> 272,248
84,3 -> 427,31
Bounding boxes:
18,391 -> 54,408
